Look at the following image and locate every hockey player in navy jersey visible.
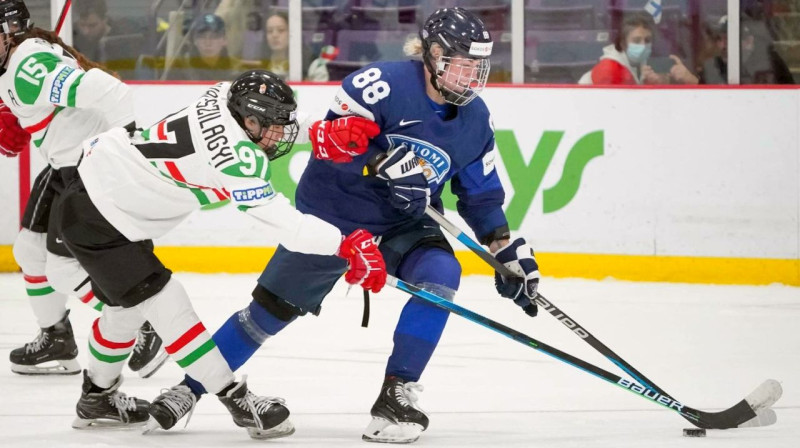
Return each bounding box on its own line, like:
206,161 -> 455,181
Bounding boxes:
157,7 -> 540,443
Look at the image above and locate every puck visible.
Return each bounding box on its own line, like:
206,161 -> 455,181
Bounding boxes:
683,428 -> 706,437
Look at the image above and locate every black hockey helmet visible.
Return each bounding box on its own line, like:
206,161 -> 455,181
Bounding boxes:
420,7 -> 492,106
227,70 -> 299,160
0,0 -> 32,37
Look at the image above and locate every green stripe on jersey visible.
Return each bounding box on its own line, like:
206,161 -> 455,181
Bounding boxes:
88,343 -> 131,364
67,73 -> 85,107
188,187 -> 211,205
31,107 -> 65,147
201,199 -> 230,211
27,286 -> 55,296
175,339 -> 216,368
150,161 -> 212,206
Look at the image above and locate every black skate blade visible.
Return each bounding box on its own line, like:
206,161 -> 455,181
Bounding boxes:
72,417 -> 149,430
247,420 -> 295,440
11,359 -> 80,375
142,416 -> 177,435
136,350 -> 169,379
362,417 -> 423,444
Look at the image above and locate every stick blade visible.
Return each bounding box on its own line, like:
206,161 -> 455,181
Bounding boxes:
745,379 -> 783,410
737,408 -> 777,428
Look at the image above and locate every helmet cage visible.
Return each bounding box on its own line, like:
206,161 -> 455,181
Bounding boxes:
420,8 -> 493,106
0,0 -> 32,38
430,52 -> 491,106
0,0 -> 33,72
228,85 -> 299,161
249,119 -> 299,161
1,16 -> 31,36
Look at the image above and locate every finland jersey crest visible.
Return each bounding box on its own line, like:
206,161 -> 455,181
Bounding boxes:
385,134 -> 452,187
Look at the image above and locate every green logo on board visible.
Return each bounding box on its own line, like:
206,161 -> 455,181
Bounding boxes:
236,130 -> 604,230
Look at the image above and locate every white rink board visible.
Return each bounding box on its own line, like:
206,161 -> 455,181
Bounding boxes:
1,85 -> 797,260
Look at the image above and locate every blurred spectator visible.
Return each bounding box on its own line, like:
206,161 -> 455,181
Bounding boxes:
166,14 -> 241,81
240,11 -> 315,80
261,12 -> 290,78
579,13 -> 697,85
306,45 -> 339,81
241,11 -> 265,61
214,0 -> 259,59
72,0 -> 116,61
698,16 -> 793,84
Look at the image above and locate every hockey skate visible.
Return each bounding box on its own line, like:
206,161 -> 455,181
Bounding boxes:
73,370 -> 150,429
217,376 -> 295,440
362,376 -> 429,443
128,321 -> 168,379
10,310 -> 80,375
144,382 -> 200,433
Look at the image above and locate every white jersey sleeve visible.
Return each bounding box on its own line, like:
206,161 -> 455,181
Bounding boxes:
80,81 -> 342,256
207,124 -> 341,256
0,38 -> 133,167
5,38 -> 133,125
241,197 -> 343,256
47,67 -> 134,127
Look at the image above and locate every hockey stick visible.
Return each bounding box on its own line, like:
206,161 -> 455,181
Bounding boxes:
388,275 -> 780,429
423,206 -> 782,428
55,0 -> 72,34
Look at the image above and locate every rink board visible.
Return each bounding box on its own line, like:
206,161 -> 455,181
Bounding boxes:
1,84 -> 798,285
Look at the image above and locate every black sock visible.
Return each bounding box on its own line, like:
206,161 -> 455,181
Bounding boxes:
216,382 -> 236,397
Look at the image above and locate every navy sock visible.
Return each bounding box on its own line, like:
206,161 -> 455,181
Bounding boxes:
385,247 -> 460,382
184,300 -> 293,396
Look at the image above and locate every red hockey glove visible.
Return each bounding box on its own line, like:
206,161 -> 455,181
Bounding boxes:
338,229 -> 386,293
0,101 -> 31,157
310,116 -> 380,163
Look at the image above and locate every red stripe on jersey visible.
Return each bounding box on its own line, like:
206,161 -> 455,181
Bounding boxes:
164,161 -> 227,197
157,120 -> 168,141
91,318 -> 136,349
23,109 -> 57,134
165,161 -> 186,182
80,290 -> 94,303
211,189 -> 229,200
165,322 -> 206,354
23,274 -> 48,284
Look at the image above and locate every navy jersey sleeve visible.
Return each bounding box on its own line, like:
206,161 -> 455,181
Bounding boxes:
317,63 -> 392,175
450,138 -> 508,244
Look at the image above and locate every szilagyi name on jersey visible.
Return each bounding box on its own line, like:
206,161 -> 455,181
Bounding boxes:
195,85 -> 234,168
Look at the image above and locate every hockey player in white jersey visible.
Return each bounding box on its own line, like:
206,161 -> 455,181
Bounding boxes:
0,0 -> 165,377
54,69 -> 387,437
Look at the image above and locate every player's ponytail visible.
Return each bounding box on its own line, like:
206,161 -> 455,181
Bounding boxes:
20,27 -> 121,79
403,36 -> 423,58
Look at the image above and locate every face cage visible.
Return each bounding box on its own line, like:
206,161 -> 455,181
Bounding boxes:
434,55 -> 491,106
0,18 -> 28,71
246,119 -> 300,161
1,17 -> 30,36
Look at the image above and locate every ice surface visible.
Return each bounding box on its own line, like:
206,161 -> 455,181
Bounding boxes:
1,273 -> 797,447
